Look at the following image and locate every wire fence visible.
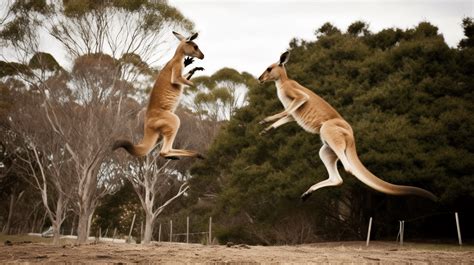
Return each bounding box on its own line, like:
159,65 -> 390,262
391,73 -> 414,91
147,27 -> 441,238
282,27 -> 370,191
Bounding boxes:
4,211 -> 468,246
149,216 -> 213,244
366,211 -> 464,246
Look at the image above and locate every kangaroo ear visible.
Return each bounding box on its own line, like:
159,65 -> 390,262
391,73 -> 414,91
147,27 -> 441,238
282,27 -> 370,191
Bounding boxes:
279,51 -> 290,65
173,31 -> 185,41
186,32 -> 199,42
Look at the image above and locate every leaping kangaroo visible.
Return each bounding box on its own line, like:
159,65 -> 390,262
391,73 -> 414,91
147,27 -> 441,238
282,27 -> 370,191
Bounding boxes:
258,51 -> 437,201
113,31 -> 205,159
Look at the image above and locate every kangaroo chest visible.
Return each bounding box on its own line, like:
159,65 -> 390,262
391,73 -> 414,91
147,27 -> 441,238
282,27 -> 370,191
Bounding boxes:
275,81 -> 318,134
148,63 -> 185,113
164,61 -> 185,112
276,81 -> 291,108
161,86 -> 183,112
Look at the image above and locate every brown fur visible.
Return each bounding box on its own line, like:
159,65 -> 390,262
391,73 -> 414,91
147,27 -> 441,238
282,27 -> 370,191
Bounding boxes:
113,32 -> 205,159
259,51 -> 436,201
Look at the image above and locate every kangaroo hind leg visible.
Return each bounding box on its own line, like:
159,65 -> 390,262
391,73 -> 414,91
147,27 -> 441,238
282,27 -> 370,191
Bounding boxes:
156,112 -> 204,160
320,120 -> 354,174
301,144 -> 343,201
161,136 -> 205,160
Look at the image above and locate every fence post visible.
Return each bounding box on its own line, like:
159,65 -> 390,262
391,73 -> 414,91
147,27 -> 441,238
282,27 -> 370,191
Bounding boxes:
366,217 -> 373,246
112,228 -> 117,242
71,217 -> 75,236
455,212 -> 462,246
399,220 -> 404,246
158,223 -> 161,242
128,214 -> 136,243
169,220 -> 173,242
208,216 -> 212,245
140,221 -> 143,242
186,216 -> 189,244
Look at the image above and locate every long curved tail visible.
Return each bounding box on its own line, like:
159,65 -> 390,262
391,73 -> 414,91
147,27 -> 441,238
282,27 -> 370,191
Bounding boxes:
112,129 -> 159,157
344,143 -> 437,201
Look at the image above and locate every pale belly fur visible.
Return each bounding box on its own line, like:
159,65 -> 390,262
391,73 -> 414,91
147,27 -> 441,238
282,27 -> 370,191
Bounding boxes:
171,91 -> 182,112
276,82 -> 318,134
162,85 -> 183,112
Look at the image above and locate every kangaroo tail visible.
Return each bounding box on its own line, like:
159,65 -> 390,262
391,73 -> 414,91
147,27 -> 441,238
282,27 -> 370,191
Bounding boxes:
344,143 -> 437,201
112,129 -> 159,157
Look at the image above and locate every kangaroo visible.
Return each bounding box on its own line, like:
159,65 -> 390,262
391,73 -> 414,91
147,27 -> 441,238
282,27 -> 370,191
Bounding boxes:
113,31 -> 205,159
258,51 -> 437,201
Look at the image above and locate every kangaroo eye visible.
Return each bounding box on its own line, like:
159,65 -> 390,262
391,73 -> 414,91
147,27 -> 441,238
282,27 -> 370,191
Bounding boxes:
267,67 -> 272,72
194,45 -> 198,49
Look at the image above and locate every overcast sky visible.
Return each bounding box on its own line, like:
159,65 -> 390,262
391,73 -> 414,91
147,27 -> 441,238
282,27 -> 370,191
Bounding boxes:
168,0 -> 473,77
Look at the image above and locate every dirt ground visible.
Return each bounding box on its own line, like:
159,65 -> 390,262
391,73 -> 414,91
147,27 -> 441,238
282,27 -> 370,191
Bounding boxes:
1,236 -> 473,264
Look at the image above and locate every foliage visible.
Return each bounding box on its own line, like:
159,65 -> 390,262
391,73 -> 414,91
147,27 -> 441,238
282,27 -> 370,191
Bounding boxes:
11,0 -> 50,14
62,0 -> 193,30
28,52 -> 62,71
94,181 -> 141,235
0,16 -> 29,43
0,61 -> 32,78
459,17 -> 474,49
185,68 -> 256,121
347,21 -> 370,36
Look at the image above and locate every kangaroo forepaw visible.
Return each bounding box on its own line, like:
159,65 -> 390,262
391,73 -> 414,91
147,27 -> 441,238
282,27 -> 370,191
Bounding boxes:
184,57 -> 194,67
188,67 -> 204,74
186,67 -> 205,81
301,192 -> 312,202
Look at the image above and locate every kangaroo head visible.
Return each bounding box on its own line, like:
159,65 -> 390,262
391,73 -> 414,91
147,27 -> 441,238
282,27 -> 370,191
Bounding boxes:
258,51 -> 290,83
173,31 -> 204,59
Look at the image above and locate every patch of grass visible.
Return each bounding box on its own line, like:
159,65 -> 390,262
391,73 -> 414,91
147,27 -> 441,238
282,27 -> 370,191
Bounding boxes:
0,233 -> 75,245
0,234 -> 51,243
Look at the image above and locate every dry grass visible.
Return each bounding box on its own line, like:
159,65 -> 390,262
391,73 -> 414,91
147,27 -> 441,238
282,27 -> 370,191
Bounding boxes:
1,233 -> 76,244
1,234 -> 473,264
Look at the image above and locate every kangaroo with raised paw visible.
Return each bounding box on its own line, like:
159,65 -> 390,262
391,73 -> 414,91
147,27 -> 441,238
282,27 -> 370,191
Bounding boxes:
258,51 -> 437,201
113,31 -> 205,160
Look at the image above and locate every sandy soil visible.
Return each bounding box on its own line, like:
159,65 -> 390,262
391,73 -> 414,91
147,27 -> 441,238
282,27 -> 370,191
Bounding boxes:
1,239 -> 473,264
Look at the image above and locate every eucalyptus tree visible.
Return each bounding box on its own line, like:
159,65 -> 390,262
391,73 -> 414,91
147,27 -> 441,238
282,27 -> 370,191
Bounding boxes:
185,68 -> 256,122
0,0 -> 194,243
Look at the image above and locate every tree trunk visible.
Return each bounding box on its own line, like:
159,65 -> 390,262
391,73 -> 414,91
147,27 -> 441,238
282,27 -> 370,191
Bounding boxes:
52,195 -> 65,245
52,220 -> 61,245
31,208 -> 38,233
87,211 -> 94,238
5,193 -> 15,234
77,169 -> 98,244
142,213 -> 155,244
37,211 -> 47,233
76,209 -> 90,243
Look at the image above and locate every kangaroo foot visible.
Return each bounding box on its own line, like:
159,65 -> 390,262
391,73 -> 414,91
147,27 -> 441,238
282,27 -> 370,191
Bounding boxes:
164,155 -> 180,160
300,191 -> 312,202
